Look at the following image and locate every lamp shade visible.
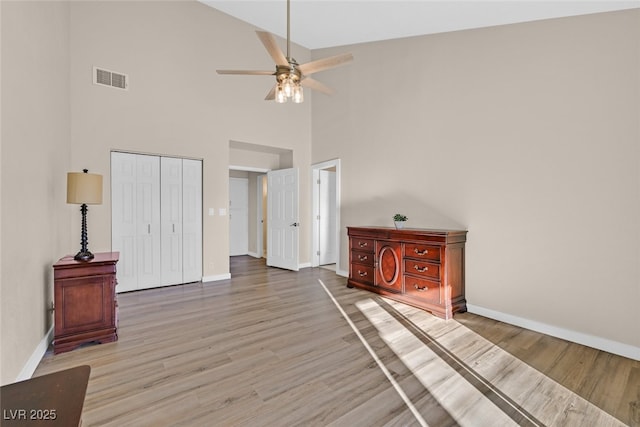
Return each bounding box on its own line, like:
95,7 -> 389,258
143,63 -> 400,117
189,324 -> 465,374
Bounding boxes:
67,171 -> 103,205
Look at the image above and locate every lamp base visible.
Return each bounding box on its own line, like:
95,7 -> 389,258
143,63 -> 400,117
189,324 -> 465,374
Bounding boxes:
74,250 -> 94,262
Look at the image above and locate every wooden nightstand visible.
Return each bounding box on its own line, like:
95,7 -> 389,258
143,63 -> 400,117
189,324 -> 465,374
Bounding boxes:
53,252 -> 119,354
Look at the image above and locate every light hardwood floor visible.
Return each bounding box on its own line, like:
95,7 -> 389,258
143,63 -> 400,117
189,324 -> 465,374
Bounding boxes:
35,256 -> 639,426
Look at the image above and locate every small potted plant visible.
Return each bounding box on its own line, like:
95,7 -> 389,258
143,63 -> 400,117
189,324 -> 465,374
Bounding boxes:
393,214 -> 408,229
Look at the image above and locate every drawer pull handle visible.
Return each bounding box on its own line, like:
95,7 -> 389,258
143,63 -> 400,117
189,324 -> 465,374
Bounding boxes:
358,255 -> 368,262
358,242 -> 368,248
414,248 -> 429,255
414,284 -> 429,292
358,270 -> 368,277
414,265 -> 428,272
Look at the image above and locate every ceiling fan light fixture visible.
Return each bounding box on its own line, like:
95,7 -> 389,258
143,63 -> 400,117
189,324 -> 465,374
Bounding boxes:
293,85 -> 303,103
275,71 -> 303,103
275,84 -> 287,103
283,77 -> 293,97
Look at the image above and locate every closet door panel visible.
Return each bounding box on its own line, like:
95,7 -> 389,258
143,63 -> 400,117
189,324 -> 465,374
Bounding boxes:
136,155 -> 161,289
182,159 -> 202,283
111,152 -> 138,292
161,157 -> 183,286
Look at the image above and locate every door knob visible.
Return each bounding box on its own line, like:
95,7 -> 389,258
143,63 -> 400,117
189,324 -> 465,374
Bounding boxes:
290,222 -> 300,227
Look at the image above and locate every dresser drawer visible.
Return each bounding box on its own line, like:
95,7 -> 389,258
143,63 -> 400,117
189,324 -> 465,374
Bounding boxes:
404,260 -> 440,280
404,243 -> 441,263
404,276 -> 441,305
350,238 -> 374,252
351,250 -> 374,266
351,264 -> 374,285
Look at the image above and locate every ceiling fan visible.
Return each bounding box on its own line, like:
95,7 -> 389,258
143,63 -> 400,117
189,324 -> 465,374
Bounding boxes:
216,0 -> 353,103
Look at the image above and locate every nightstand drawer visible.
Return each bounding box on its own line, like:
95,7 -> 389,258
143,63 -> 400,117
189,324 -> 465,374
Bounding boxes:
351,250 -> 374,266
404,276 -> 441,305
405,260 -> 440,280
350,238 -> 374,252
404,243 -> 441,262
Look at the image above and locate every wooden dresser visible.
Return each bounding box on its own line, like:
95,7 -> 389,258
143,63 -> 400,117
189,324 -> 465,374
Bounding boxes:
347,227 -> 467,319
53,252 -> 119,354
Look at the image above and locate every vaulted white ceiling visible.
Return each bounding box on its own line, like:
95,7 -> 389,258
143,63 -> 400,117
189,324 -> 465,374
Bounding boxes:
201,1 -> 639,49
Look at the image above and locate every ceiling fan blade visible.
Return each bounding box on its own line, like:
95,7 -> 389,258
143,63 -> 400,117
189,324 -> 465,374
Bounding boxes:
216,70 -> 274,75
256,30 -> 289,67
297,53 -> 353,76
265,85 -> 277,101
301,78 -> 334,96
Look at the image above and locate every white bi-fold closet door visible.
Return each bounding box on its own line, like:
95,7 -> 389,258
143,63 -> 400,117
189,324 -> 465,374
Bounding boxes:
111,152 -> 202,293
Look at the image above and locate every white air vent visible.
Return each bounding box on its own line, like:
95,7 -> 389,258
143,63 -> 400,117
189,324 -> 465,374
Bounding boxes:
93,66 -> 128,90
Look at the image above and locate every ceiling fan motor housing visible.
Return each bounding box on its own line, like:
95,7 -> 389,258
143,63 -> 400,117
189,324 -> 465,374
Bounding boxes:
276,63 -> 301,84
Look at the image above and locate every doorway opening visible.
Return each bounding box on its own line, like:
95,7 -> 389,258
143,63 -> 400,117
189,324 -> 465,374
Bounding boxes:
228,167 -> 268,259
229,140 -> 297,271
312,159 -> 341,274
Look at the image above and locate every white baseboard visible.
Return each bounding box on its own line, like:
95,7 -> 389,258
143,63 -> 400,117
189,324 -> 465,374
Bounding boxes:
247,252 -> 260,258
298,262 -> 312,269
466,304 -> 640,361
336,269 -> 348,278
16,326 -> 54,382
201,273 -> 231,283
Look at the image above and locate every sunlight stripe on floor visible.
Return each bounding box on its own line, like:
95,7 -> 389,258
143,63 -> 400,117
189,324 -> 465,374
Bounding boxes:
370,298 -> 627,427
356,297 -> 524,426
317,279 -> 428,427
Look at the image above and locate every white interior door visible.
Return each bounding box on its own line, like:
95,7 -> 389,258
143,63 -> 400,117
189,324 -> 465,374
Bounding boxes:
161,157 -> 183,286
229,177 -> 249,256
319,170 -> 337,265
182,159 -> 202,283
267,168 -> 299,271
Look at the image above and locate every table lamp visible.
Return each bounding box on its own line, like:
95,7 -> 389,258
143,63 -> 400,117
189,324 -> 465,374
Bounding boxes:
67,169 -> 103,261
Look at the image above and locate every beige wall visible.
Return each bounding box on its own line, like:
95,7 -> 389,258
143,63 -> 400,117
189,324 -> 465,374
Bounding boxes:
0,0 -> 312,383
1,1 -> 72,384
312,10 -> 640,351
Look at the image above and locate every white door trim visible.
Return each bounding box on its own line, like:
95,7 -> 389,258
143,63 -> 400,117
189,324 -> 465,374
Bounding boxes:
256,174 -> 267,259
319,170 -> 337,265
311,159 -> 341,273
